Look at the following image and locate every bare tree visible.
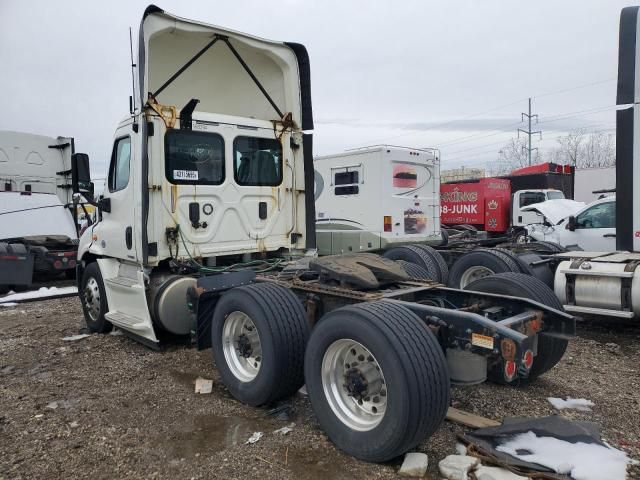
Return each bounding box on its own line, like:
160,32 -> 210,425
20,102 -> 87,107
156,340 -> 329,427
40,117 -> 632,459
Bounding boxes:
548,129 -> 615,167
488,138 -> 539,175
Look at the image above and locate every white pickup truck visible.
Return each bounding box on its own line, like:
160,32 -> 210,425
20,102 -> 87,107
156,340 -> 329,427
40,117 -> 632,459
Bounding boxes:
523,196 -> 616,252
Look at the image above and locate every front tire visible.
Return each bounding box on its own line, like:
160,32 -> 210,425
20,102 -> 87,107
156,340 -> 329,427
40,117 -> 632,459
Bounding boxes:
80,262 -> 112,333
211,283 -> 310,406
304,301 -> 450,462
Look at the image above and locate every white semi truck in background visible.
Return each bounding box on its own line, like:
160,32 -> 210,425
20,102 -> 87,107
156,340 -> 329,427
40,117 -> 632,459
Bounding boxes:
0,131 -> 86,292
70,5 -> 577,463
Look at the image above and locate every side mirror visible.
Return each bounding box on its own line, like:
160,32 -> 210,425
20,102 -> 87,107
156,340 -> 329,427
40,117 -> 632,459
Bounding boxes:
71,153 -> 94,196
567,215 -> 576,231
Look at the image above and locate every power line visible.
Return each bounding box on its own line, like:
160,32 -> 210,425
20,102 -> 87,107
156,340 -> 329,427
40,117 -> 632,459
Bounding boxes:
443,125 -> 616,163
345,78 -> 617,149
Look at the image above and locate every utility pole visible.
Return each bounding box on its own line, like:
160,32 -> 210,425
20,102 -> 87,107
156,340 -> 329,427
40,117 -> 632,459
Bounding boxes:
518,97 -> 542,165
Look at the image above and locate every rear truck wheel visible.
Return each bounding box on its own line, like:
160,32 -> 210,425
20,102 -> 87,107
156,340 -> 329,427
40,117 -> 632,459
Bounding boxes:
447,248 -> 522,289
80,262 -> 112,333
411,244 -> 449,285
530,240 -> 567,253
464,272 -> 568,385
304,301 -> 450,462
454,224 -> 477,232
396,260 -> 432,280
440,227 -> 449,246
211,282 -> 310,407
382,245 -> 447,284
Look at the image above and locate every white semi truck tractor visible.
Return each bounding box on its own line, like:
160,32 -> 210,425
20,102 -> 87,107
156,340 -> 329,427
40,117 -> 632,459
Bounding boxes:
72,5 -> 576,462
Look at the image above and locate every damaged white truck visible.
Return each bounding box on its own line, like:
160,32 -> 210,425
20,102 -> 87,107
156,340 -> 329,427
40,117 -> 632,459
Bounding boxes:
72,5 -> 576,462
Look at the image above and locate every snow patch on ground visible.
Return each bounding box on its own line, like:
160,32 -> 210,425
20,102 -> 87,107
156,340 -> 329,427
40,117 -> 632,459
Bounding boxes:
0,286 -> 77,303
0,302 -> 18,307
496,431 -> 632,480
547,397 -> 595,411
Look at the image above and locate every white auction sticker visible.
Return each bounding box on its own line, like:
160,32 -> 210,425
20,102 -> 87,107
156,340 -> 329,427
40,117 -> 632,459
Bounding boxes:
174,170 -> 199,180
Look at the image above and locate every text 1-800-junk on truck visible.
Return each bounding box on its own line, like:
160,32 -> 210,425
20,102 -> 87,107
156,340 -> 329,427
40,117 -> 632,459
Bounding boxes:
72,5 -> 575,463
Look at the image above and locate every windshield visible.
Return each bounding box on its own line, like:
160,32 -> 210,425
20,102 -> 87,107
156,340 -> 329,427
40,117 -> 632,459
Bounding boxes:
165,130 -> 225,185
547,191 -> 565,200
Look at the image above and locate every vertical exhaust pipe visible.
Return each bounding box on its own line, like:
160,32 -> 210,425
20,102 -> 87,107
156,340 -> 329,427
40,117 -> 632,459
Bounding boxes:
616,7 -> 640,252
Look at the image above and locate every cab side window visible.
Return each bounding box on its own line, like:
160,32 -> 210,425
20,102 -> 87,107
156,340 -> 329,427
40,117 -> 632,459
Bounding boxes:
519,191 -> 546,208
575,201 -> 616,229
108,137 -> 131,192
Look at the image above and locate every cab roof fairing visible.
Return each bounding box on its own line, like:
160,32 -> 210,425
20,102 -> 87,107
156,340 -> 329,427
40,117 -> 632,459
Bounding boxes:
137,5 -> 312,130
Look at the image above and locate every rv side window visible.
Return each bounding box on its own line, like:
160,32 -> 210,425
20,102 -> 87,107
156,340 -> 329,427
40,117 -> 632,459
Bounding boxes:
335,171 -> 358,185
108,137 -> 131,193
165,130 -> 224,185
233,136 -> 282,186
519,191 -> 546,208
334,170 -> 359,195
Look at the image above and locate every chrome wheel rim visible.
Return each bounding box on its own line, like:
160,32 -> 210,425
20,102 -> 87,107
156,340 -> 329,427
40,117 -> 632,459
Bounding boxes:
460,266 -> 495,288
222,311 -> 262,382
321,339 -> 387,431
84,277 -> 101,321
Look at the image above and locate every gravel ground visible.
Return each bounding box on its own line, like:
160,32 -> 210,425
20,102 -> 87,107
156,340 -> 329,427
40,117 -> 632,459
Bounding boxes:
1,297 -> 639,479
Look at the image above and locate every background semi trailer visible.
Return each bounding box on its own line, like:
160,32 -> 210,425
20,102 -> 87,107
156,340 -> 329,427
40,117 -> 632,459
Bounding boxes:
72,5 -> 576,463
314,145 -> 442,255
440,162 -> 574,240
0,131 -> 86,292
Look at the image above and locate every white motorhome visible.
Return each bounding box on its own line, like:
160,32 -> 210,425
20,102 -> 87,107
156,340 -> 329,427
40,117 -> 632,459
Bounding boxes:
314,146 -> 442,255
0,131 -> 75,205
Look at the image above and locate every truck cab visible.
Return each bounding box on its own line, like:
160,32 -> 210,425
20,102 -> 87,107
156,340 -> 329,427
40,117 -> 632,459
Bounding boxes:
511,188 -> 565,227
74,6 -> 313,346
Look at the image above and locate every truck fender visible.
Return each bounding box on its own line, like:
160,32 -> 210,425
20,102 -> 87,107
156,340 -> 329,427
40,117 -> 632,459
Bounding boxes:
193,270 -> 256,350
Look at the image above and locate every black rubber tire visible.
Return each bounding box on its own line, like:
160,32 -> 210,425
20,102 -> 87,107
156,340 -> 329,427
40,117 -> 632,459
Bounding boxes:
530,241 -> 567,253
211,283 -> 310,407
396,260 -> 433,280
447,248 -> 522,289
516,252 -> 555,288
411,244 -> 450,285
464,272 -> 568,385
440,227 -> 449,246
454,224 -> 477,232
304,301 -> 450,462
79,262 -> 112,333
493,248 -> 535,276
382,245 -> 445,283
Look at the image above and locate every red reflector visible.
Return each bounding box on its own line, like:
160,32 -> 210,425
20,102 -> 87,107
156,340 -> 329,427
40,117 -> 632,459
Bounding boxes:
63,251 -> 76,257
54,260 -> 63,269
383,216 -> 392,232
0,255 -> 20,261
523,350 -> 534,370
504,360 -> 517,381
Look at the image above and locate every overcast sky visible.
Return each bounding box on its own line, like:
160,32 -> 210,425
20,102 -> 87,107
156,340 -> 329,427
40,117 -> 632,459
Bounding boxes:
0,0 -> 636,178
